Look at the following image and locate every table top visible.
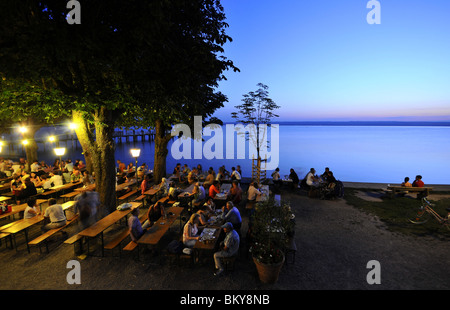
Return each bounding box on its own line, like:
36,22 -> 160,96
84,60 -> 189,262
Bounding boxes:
144,186 -> 159,196
194,226 -> 221,251
78,202 -> 141,237
2,215 -> 45,234
138,206 -> 184,245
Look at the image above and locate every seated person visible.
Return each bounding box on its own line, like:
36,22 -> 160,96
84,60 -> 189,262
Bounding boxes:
208,180 -> 220,199
230,167 -> 241,182
183,213 -> 202,248
142,201 -> 165,228
221,201 -> 242,233
213,222 -> 240,276
289,168 -> 300,188
128,207 -> 144,242
140,174 -> 151,195
17,177 -> 37,201
24,198 -> 40,219
412,175 -> 424,187
401,177 -> 412,187
41,174 -> 52,191
305,168 -> 320,188
247,181 -> 262,202
168,182 -> 182,200
203,170 -> 215,188
227,180 -> 243,205
42,198 -> 67,232
203,197 -> 216,213
187,168 -> 198,184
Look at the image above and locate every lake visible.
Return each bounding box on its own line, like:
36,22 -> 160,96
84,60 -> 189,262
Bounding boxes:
7,124 -> 450,185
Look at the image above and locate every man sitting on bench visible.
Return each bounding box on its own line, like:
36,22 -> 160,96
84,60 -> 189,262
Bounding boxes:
42,198 -> 67,232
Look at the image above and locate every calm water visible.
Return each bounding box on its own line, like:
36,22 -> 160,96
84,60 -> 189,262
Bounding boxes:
16,125 -> 450,185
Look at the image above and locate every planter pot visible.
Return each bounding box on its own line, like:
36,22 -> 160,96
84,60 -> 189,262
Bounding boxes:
253,252 -> 285,284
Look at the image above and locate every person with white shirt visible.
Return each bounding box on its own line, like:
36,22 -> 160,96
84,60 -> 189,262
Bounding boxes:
24,198 -> 40,219
231,167 -> 241,182
247,181 -> 262,202
42,198 -> 66,231
49,172 -> 63,187
30,161 -> 40,173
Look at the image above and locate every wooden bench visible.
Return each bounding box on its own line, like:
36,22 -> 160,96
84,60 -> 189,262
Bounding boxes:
104,213 -> 147,256
61,191 -> 80,202
28,214 -> 79,254
0,232 -> 12,249
39,190 -> 57,199
64,233 -> 85,255
134,194 -> 146,202
118,189 -> 138,204
387,186 -> 433,198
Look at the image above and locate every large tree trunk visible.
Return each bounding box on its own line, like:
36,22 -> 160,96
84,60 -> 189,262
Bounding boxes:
153,119 -> 172,183
73,108 -> 117,215
21,120 -> 40,169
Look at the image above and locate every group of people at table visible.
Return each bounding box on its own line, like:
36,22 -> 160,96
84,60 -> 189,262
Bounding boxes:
1,157 -> 94,203
128,163 -> 266,276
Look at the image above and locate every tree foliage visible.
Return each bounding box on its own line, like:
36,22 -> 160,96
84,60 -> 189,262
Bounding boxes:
0,0 -> 238,210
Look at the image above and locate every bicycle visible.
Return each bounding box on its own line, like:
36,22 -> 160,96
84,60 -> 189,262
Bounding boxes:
409,197 -> 450,230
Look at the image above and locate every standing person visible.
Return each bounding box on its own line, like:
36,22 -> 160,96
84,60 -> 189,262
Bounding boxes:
183,213 -> 201,248
24,198 -> 40,219
213,222 -> 240,276
42,198 -> 67,232
74,191 -> 100,231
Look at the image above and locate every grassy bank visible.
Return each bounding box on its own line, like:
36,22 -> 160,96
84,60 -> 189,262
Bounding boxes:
344,188 -> 450,240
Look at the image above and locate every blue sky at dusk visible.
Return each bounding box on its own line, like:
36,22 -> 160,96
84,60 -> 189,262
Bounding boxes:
214,0 -> 450,122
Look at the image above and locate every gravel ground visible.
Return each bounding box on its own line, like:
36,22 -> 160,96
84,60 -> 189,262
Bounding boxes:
1,187 -> 450,296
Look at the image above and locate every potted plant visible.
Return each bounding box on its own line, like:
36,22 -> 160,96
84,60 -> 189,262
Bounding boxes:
248,196 -> 295,284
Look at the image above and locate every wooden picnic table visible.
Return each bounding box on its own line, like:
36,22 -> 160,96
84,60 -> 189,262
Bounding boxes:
1,215 -> 45,253
387,186 -> 433,198
143,185 -> 160,196
193,225 -> 223,263
74,180 -> 137,194
78,201 -> 142,256
0,196 -> 12,203
0,199 -> 47,220
137,206 -> 184,248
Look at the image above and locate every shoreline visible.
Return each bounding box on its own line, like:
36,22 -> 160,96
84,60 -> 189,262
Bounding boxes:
341,182 -> 450,191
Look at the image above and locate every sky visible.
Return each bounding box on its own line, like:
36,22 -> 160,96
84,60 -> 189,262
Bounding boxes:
214,0 -> 450,122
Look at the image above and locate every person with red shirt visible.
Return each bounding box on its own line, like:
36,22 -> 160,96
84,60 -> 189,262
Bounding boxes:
209,180 -> 220,199
412,175 -> 424,187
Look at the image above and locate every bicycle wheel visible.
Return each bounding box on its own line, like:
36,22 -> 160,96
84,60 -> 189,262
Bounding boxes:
409,207 -> 430,224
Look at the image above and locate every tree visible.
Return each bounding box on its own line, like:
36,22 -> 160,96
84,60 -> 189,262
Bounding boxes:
0,0 -> 237,212
232,83 -> 279,182
0,78 -> 72,166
